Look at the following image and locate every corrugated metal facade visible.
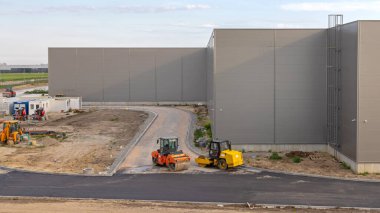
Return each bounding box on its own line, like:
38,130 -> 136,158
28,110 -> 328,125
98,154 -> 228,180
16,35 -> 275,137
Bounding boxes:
357,21 -> 380,163
339,22 -> 359,161
49,48 -> 207,102
212,29 -> 327,145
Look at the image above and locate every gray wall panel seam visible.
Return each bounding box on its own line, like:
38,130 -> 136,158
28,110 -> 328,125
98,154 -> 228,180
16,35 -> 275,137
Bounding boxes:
356,22 -> 360,163
213,30 -> 217,138
274,29 -> 276,144
181,55 -> 183,101
102,48 -> 105,102
154,54 -> 157,102
128,48 -> 131,102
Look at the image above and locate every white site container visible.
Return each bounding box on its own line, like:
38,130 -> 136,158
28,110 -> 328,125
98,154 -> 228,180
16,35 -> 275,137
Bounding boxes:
49,97 -> 82,112
0,97 -> 11,115
28,99 -> 50,115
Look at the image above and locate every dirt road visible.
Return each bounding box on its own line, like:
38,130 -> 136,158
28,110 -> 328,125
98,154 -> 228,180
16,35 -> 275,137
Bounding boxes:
0,199 -> 372,213
118,107 -> 208,173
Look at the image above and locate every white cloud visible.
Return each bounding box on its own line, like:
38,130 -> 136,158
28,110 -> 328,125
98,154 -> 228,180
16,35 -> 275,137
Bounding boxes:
11,4 -> 211,14
171,22 -> 218,29
114,4 -> 210,13
281,1 -> 380,12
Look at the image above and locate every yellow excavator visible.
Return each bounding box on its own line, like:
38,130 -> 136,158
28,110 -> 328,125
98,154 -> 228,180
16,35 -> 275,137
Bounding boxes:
0,120 -> 23,145
195,140 -> 244,169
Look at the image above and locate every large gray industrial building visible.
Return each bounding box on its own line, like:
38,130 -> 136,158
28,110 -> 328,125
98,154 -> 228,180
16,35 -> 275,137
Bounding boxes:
49,18 -> 380,173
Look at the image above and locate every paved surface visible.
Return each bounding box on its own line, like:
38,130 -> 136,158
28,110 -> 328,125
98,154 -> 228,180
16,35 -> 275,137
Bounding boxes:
1,171 -> 380,208
118,107 -> 214,174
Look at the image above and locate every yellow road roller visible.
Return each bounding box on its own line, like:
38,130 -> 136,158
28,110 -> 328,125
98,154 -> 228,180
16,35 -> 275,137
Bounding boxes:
195,140 -> 243,169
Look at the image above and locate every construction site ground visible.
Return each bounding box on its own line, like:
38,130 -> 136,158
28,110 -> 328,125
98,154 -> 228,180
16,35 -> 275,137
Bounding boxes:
0,198 -> 374,213
245,151 -> 380,180
0,109 -> 148,174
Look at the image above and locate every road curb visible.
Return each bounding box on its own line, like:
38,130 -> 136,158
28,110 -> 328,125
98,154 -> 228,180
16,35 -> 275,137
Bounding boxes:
246,165 -> 380,183
179,109 -> 204,157
106,107 -> 158,176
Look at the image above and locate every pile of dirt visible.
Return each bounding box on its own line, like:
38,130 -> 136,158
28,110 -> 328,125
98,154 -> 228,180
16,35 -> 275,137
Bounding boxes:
285,151 -> 312,158
0,109 -> 148,174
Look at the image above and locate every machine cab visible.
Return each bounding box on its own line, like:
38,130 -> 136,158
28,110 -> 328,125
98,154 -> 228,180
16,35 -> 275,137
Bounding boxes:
209,140 -> 231,159
157,137 -> 180,155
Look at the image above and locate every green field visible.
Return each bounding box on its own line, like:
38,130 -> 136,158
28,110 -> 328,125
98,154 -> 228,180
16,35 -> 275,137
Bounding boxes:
0,73 -> 48,82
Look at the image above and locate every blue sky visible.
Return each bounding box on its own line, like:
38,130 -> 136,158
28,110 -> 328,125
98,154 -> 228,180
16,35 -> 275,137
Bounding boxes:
2,0 -> 380,64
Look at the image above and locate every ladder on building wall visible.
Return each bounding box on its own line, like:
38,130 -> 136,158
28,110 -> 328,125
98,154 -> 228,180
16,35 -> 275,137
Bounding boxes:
327,14 -> 343,147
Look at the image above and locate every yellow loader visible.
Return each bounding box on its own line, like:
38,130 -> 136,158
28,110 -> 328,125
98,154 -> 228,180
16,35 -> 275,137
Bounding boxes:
195,140 -> 244,169
0,120 -> 23,145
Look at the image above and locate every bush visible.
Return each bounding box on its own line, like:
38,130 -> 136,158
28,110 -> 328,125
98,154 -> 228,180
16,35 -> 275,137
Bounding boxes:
292,156 -> 302,163
204,122 -> 212,138
194,129 -> 204,142
340,162 -> 351,170
269,152 -> 282,160
24,89 -> 48,94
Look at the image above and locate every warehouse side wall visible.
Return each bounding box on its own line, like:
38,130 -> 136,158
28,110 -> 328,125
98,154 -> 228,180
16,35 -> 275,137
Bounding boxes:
49,48 -> 207,103
213,29 -> 327,145
338,22 -> 359,161
357,21 -> 380,163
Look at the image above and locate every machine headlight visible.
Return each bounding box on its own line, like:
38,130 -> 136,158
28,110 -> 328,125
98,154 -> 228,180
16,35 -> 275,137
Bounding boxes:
236,155 -> 239,158
220,153 -> 225,157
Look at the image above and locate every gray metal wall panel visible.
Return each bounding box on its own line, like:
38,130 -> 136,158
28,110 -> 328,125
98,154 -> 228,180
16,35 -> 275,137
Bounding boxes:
49,48 -> 206,102
48,48 -> 77,97
129,49 -> 156,102
214,29 -> 275,144
213,29 -> 327,145
182,49 -> 207,101
103,48 -> 130,102
275,30 -> 326,144
357,21 -> 380,162
340,22 -> 358,161
156,50 -> 182,101
76,48 -> 103,102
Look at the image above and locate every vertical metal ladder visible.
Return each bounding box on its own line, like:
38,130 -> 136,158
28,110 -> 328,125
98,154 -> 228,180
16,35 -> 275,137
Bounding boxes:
327,14 -> 343,147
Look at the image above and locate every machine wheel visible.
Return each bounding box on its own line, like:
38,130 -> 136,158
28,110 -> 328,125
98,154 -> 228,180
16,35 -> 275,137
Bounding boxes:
15,134 -> 21,143
152,157 -> 158,166
168,163 -> 176,171
218,159 -> 228,170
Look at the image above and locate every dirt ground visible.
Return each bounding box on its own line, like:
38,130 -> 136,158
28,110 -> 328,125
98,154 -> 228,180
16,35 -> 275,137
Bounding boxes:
0,109 -> 148,174
0,199 -> 375,213
245,151 -> 380,180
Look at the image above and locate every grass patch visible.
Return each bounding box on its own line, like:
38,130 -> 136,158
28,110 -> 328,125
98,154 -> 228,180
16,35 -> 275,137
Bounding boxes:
0,73 -> 48,82
194,129 -> 205,142
359,172 -> 369,176
340,161 -> 351,170
269,152 -> 282,160
292,156 -> 302,163
24,89 -> 48,94
204,122 -> 212,138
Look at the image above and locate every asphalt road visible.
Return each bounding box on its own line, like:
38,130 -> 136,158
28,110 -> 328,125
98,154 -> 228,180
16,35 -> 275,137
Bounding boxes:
0,170 -> 380,208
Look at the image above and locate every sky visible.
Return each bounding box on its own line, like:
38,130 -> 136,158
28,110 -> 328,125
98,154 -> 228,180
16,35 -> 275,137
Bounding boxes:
2,0 -> 380,64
